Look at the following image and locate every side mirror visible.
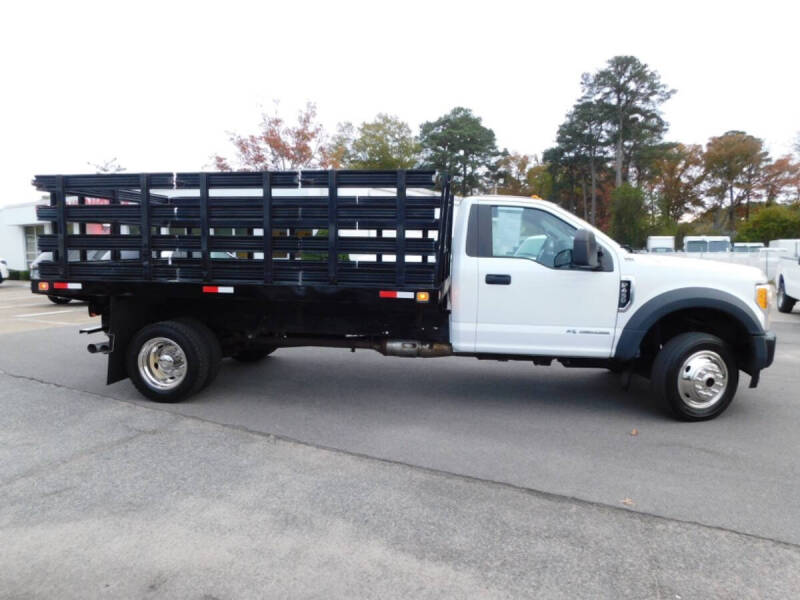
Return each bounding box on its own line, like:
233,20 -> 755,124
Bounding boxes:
572,229 -> 599,268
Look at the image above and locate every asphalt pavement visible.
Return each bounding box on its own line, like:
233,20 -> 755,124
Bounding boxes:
1,280 -> 800,597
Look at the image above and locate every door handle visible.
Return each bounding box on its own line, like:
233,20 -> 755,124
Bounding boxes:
485,274 -> 511,285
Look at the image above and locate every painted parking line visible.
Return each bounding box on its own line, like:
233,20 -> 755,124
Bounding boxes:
13,318 -> 86,327
0,302 -> 60,310
15,309 -> 79,318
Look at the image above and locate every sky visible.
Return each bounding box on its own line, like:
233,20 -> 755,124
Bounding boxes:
1,0 -> 798,207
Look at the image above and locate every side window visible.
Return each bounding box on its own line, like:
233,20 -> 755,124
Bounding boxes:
489,206 -> 576,268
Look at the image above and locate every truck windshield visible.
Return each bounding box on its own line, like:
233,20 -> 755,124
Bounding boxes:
708,241 -> 730,252
685,241 -> 707,252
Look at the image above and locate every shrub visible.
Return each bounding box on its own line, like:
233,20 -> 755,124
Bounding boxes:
736,205 -> 800,242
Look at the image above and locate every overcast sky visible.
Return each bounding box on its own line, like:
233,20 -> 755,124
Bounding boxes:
1,0 -> 798,207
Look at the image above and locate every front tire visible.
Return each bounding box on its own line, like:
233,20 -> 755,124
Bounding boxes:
127,320 -> 210,403
777,280 -> 797,314
651,332 -> 738,421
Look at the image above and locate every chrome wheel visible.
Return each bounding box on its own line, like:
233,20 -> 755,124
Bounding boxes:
677,350 -> 728,410
137,337 -> 187,391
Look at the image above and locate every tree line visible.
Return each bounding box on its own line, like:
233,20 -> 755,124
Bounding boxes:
215,57 -> 800,246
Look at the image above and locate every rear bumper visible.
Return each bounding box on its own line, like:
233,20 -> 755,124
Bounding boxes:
747,331 -> 776,388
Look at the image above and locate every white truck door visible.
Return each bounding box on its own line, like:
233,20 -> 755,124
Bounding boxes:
474,204 -> 620,357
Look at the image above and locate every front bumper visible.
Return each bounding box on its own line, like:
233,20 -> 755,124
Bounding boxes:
747,331 -> 776,388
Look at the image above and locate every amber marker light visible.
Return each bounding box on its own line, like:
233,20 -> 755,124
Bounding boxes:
756,285 -> 769,310
416,291 -> 430,303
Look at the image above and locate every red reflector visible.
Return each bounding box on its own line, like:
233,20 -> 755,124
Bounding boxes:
53,282 -> 68,289
202,286 -> 218,294
379,290 -> 397,298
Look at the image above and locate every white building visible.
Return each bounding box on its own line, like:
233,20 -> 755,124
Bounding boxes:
0,202 -> 49,271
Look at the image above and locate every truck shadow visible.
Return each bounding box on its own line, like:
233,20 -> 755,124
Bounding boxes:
211,348 -> 667,421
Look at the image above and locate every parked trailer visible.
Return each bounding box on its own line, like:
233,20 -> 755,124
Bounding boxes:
646,236 -> 675,253
31,170 -> 776,421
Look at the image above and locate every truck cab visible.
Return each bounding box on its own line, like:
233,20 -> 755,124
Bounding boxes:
683,235 -> 731,253
450,196 -> 775,419
733,242 -> 765,253
646,235 -> 675,253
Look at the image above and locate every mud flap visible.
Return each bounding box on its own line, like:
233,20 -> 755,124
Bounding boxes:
106,297 -> 152,384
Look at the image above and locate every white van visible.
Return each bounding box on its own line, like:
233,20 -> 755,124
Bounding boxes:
683,235 -> 731,253
733,242 -> 765,253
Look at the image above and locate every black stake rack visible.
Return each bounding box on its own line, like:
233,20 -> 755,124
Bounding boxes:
33,169 -> 454,294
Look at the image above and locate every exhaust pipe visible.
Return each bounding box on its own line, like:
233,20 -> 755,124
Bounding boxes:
379,340 -> 452,358
87,341 -> 111,354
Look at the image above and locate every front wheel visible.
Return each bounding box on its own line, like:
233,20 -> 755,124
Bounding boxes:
651,332 -> 738,421
126,320 -> 210,403
777,280 -> 797,314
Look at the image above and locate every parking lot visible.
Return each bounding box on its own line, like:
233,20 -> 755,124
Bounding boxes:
2,279 -> 800,598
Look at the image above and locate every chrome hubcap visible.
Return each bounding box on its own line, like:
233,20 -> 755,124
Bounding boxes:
138,337 -> 187,390
677,350 -> 728,410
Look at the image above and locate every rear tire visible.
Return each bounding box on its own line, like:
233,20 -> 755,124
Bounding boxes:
48,295 -> 71,304
777,280 -> 796,314
127,320 -> 210,403
651,332 -> 738,421
176,317 -> 222,389
232,345 -> 277,363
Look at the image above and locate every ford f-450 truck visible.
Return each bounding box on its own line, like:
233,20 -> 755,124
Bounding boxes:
31,170 -> 775,420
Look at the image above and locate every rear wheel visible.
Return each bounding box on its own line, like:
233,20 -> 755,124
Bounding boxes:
777,280 -> 797,314
126,320 -> 210,403
232,345 -> 277,363
176,317 -> 222,389
48,295 -> 71,304
651,332 -> 738,421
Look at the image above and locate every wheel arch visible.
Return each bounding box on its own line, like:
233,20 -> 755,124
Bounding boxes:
615,287 -> 763,372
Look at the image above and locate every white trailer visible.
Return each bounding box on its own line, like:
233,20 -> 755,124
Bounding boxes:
646,236 -> 675,253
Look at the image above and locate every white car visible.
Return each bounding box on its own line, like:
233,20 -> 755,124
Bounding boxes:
0,258 -> 8,283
